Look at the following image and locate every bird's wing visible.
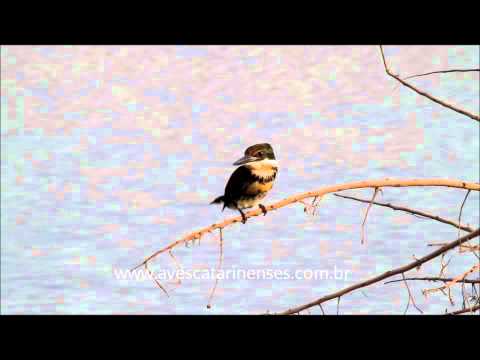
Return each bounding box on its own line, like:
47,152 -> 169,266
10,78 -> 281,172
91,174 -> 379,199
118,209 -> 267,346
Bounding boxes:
224,166 -> 255,199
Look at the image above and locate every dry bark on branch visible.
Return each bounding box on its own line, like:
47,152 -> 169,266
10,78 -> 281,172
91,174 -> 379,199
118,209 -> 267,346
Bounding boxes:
278,229 -> 479,315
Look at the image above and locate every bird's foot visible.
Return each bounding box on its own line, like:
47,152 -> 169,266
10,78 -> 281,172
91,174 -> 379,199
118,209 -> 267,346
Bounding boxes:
259,204 -> 268,216
239,209 -> 247,224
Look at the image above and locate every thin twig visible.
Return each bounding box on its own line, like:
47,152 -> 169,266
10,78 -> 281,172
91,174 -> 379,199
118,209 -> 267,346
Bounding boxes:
402,273 -> 423,314
168,250 -> 182,285
424,264 -> 480,297
318,304 -> 325,315
385,277 -> 480,285
438,253 -> 452,278
361,187 -> 380,245
144,263 -> 169,297
334,193 -> 474,233
278,229 -> 480,315
379,46 -> 480,122
428,242 -> 450,247
403,69 -> 479,80
207,228 -> 224,309
457,190 -> 471,240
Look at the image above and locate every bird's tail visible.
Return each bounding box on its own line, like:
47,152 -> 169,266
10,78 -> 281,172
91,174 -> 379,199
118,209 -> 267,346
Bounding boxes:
210,195 -> 225,205
210,195 -> 226,211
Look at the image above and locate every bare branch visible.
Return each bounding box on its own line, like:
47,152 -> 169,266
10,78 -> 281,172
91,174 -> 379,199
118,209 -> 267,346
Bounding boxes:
445,304 -> 480,315
334,193 -> 474,233
133,178 -> 480,272
423,264 -> 480,297
403,69 -> 480,80
457,189 -> 471,240
144,263 -> 169,297
361,187 -> 380,244
207,228 -> 224,309
385,277 -> 480,285
278,229 -> 479,315
402,273 -> 423,314
379,46 -> 480,122
318,304 -> 325,315
438,253 -> 452,278
168,250 -> 182,285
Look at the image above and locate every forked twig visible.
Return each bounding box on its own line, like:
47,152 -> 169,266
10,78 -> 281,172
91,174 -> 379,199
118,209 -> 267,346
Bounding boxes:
402,273 -> 423,314
423,264 -> 480,298
145,263 -> 169,297
379,46 -> 480,122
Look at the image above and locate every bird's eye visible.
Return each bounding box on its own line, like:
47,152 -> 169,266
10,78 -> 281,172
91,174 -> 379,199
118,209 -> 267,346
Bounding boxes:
257,151 -> 263,157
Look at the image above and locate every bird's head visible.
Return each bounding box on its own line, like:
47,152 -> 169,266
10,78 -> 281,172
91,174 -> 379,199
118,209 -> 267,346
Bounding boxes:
233,143 -> 276,166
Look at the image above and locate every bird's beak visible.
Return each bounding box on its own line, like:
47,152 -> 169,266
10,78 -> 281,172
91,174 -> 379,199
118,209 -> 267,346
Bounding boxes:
233,155 -> 258,166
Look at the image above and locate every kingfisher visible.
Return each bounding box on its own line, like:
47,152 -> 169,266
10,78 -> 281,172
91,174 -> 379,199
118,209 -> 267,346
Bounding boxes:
211,143 -> 278,224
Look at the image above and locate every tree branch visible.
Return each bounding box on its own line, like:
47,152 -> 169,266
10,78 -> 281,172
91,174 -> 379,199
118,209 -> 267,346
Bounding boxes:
278,229 -> 480,315
445,304 -> 480,315
457,190 -> 471,239
207,228 -> 224,309
133,178 -> 480,271
379,45 -> 480,122
361,187 -> 380,244
402,272 -> 423,314
403,69 -> 479,81
384,277 -> 480,285
333,193 -> 474,233
422,264 -> 480,297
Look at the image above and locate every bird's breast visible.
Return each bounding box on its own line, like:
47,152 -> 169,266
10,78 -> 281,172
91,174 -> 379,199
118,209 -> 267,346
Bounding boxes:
245,180 -> 274,195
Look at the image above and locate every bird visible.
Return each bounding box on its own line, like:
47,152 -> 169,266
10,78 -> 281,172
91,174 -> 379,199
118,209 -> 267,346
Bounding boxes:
210,143 -> 278,224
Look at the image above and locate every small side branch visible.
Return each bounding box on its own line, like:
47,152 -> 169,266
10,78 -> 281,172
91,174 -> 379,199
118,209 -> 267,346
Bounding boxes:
457,189 -> 471,240
423,264 -> 480,297
379,46 -> 480,122
402,273 -> 423,314
403,68 -> 480,80
445,304 -> 480,315
361,187 -> 380,244
334,193 -> 474,233
385,277 -> 480,285
207,228 -> 224,309
145,263 -> 169,297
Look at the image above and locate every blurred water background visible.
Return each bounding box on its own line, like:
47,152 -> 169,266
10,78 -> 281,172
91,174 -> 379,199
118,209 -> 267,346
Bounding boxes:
1,45 -> 479,314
